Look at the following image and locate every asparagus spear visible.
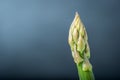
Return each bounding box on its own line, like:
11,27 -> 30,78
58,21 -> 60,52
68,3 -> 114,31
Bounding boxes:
68,12 -> 95,80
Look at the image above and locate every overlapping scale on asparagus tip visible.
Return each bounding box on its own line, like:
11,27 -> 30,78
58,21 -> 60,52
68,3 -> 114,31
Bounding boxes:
68,12 -> 92,71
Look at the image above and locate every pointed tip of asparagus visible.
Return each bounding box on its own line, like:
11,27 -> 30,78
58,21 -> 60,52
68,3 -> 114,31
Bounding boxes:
75,12 -> 81,18
68,12 -> 90,64
75,12 -> 79,16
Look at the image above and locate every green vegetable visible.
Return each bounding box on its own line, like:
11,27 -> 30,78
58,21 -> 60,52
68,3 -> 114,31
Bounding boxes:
68,12 -> 95,80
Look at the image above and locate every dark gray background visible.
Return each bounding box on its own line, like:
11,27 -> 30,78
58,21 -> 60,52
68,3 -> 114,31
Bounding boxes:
0,0 -> 120,80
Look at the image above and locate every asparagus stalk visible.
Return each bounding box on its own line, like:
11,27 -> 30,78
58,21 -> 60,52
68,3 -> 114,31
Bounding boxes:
68,12 -> 95,80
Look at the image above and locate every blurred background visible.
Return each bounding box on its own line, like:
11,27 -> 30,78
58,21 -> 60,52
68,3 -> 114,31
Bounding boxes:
0,0 -> 120,80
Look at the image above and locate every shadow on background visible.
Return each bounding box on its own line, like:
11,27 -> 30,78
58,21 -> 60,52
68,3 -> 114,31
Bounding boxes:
0,0 -> 120,80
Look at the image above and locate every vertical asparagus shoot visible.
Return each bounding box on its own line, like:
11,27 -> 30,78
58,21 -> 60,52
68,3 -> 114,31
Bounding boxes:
68,12 -> 95,80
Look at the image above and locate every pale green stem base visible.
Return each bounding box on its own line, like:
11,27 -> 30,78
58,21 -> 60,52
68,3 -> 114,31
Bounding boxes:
76,63 -> 95,80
